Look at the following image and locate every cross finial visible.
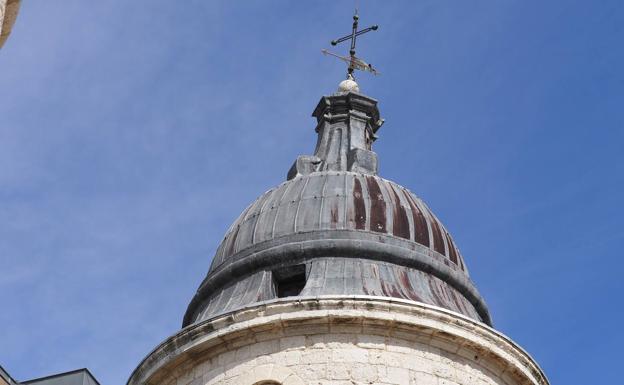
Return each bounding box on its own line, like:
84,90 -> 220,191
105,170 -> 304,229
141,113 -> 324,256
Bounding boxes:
322,10 -> 380,78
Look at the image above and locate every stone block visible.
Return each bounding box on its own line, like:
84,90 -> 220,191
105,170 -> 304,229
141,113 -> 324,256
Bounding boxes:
347,148 -> 378,174
351,363 -> 378,383
281,335 -> 306,351
412,371 -> 438,385
386,367 -> 410,384
287,155 -> 321,180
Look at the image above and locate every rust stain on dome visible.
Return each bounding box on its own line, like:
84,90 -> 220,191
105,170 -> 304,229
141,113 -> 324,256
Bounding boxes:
428,208 -> 446,255
389,184 -> 411,240
366,176 -> 387,233
352,178 -> 367,230
211,172 -> 467,273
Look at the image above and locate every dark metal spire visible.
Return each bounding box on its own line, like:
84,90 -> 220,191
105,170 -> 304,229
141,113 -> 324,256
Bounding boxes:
323,10 -> 380,78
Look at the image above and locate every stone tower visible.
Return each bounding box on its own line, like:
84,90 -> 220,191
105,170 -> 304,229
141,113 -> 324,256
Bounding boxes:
128,80 -> 549,385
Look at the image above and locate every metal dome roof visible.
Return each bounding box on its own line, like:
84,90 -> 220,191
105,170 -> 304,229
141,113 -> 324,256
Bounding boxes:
183,91 -> 491,327
211,172 -> 467,275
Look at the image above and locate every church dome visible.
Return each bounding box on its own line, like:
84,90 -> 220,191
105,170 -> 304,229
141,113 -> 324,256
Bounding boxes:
211,173 -> 466,272
183,91 -> 491,327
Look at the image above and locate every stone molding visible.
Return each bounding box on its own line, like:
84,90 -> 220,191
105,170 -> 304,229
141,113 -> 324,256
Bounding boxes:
129,296 -> 548,385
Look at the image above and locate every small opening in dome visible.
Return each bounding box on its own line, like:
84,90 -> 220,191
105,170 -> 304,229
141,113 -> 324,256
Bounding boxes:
273,264 -> 306,298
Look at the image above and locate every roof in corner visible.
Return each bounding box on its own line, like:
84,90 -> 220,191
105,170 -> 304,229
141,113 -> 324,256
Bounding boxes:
21,369 -> 100,385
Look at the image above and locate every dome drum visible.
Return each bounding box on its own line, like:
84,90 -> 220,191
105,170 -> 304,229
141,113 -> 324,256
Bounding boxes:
186,255 -> 485,326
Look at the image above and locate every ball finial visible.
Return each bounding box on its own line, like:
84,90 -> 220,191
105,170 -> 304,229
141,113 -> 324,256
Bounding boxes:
337,73 -> 360,93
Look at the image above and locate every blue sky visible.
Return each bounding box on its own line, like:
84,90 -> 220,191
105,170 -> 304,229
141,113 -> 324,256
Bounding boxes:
0,1 -> 622,384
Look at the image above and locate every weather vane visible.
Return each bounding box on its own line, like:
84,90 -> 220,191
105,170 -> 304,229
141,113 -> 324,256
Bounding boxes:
322,10 -> 380,78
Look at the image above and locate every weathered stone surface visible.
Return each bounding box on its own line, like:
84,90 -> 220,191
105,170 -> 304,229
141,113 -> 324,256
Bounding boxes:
309,92 -> 382,174
0,0 -> 20,48
347,148 -> 378,174
128,297 -> 549,385
287,155 -> 321,180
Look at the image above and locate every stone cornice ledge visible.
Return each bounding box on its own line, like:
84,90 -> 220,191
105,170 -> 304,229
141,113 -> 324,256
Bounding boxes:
128,296 -> 549,385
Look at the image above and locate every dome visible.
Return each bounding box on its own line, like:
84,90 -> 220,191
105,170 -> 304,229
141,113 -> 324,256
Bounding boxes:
183,91 -> 491,327
211,173 -> 466,272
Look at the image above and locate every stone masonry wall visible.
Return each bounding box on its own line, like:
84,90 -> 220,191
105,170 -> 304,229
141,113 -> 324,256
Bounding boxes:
166,333 -> 521,385
128,297 -> 548,385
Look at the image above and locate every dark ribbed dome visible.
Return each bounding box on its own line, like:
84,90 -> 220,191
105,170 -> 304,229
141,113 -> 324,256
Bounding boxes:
183,91 -> 490,327
212,173 -> 467,274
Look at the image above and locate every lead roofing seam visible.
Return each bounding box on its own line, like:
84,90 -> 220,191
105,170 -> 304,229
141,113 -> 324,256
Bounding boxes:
270,177 -> 296,239
342,172 -> 349,230
271,177 -> 294,239
388,182 -> 414,241
375,177 -> 394,235
317,173 -> 330,230
215,200 -> 257,267
423,203 -> 446,256
399,186 -> 427,246
407,192 -> 436,254
358,174 -> 372,232
423,202 -> 452,259
293,176 -> 311,233
389,180 -> 415,240
251,186 -> 278,245
235,188 -> 273,255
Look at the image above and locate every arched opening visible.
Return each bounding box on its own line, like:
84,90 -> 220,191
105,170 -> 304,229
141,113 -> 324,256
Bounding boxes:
242,363 -> 304,385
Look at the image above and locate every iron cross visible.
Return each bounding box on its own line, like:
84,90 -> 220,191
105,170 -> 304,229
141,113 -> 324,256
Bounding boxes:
325,12 -> 379,76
